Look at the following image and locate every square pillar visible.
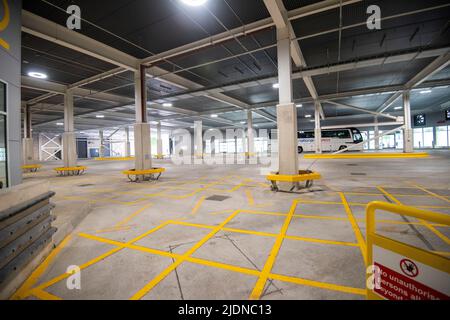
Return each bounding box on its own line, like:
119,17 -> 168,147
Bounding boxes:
194,121 -> 203,159
125,126 -> 131,157
374,116 -> 380,150
99,130 -> 104,158
314,101 -> 322,154
156,121 -> 163,158
63,90 -> 77,167
403,91 -> 413,153
134,123 -> 152,171
22,104 -> 34,165
276,26 -> 298,180
247,110 -> 255,157
133,68 -> 152,174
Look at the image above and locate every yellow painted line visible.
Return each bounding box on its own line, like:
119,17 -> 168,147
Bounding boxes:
245,189 -> 255,206
340,193 -> 367,265
285,235 -> 360,247
29,222 -> 171,295
378,187 -> 450,245
208,209 -> 234,215
115,203 -> 153,227
95,225 -> 133,234
130,210 -> 241,300
31,288 -> 63,300
11,234 -> 73,300
191,196 -> 206,216
413,185 -> 450,204
434,251 -> 450,257
249,201 -> 297,300
77,228 -> 361,296
270,273 -> 366,296
304,152 -> 429,159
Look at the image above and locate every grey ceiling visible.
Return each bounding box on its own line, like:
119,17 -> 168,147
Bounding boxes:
20,0 -> 450,133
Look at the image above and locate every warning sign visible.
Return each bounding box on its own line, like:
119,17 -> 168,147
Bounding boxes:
373,246 -> 450,300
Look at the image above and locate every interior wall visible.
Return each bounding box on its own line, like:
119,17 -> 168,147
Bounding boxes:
0,0 -> 22,186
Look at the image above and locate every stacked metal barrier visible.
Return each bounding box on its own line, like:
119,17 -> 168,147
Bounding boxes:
0,191 -> 56,287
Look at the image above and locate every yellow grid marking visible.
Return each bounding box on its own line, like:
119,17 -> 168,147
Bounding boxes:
130,210 -> 241,300
249,201 -> 298,300
412,184 -> 450,204
191,196 -> 206,216
378,186 -> 450,245
115,203 -> 153,227
11,234 -> 73,300
32,288 -> 62,300
340,193 -> 367,265
24,222 -> 171,299
245,189 -> 255,206
270,274 -> 365,296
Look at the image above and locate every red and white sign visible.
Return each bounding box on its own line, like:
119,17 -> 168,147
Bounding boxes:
373,245 -> 450,300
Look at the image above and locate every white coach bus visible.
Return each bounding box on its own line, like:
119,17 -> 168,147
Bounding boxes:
297,128 -> 364,153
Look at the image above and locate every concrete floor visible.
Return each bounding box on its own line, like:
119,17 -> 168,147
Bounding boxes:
12,150 -> 450,300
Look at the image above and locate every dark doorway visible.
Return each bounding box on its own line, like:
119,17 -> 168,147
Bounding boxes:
77,139 -> 88,159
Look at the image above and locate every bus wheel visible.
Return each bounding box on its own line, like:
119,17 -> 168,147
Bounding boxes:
298,146 -> 303,154
339,145 -> 347,151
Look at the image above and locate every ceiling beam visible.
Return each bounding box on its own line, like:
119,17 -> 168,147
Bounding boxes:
263,0 -> 326,119
377,52 -> 450,112
323,100 -> 398,120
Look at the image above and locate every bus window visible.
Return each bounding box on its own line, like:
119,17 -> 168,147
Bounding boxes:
322,131 -> 336,138
298,132 -> 314,138
336,130 -> 351,139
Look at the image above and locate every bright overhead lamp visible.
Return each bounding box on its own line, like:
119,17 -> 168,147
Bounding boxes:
420,90 -> 432,94
394,106 -> 403,110
210,114 -> 218,118
296,104 -> 303,108
56,122 -> 64,126
272,83 -> 279,89
180,0 -> 207,6
162,102 -> 173,107
96,115 -> 105,118
240,121 -> 246,124
305,114 -> 312,118
28,71 -> 47,79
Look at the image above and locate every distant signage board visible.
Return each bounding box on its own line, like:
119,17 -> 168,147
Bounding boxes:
414,114 -> 426,126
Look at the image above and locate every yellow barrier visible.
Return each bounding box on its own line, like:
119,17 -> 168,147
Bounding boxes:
266,170 -> 321,191
95,157 -> 134,161
21,164 -> 42,172
366,201 -> 450,300
305,152 -> 429,159
122,168 -> 165,182
54,166 -> 87,176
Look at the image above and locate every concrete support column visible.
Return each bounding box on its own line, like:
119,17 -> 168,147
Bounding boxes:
374,116 -> 380,150
133,68 -> 152,173
247,111 -> 255,157
314,101 -> 322,154
125,126 -> 131,157
62,90 -> 77,167
156,121 -> 163,158
99,130 -> 104,158
403,91 -> 413,153
22,104 -> 34,165
194,120 -> 203,159
276,27 -> 298,179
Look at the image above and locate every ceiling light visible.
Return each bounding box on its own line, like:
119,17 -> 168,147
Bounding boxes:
272,83 -> 279,89
96,115 -> 105,118
394,106 -> 403,110
56,122 -> 64,126
240,121 -> 246,124
296,104 -> 303,108
162,102 -> 173,107
211,114 -> 218,118
305,114 -> 312,118
180,0 -> 207,6
420,90 -> 432,94
28,71 -> 47,79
